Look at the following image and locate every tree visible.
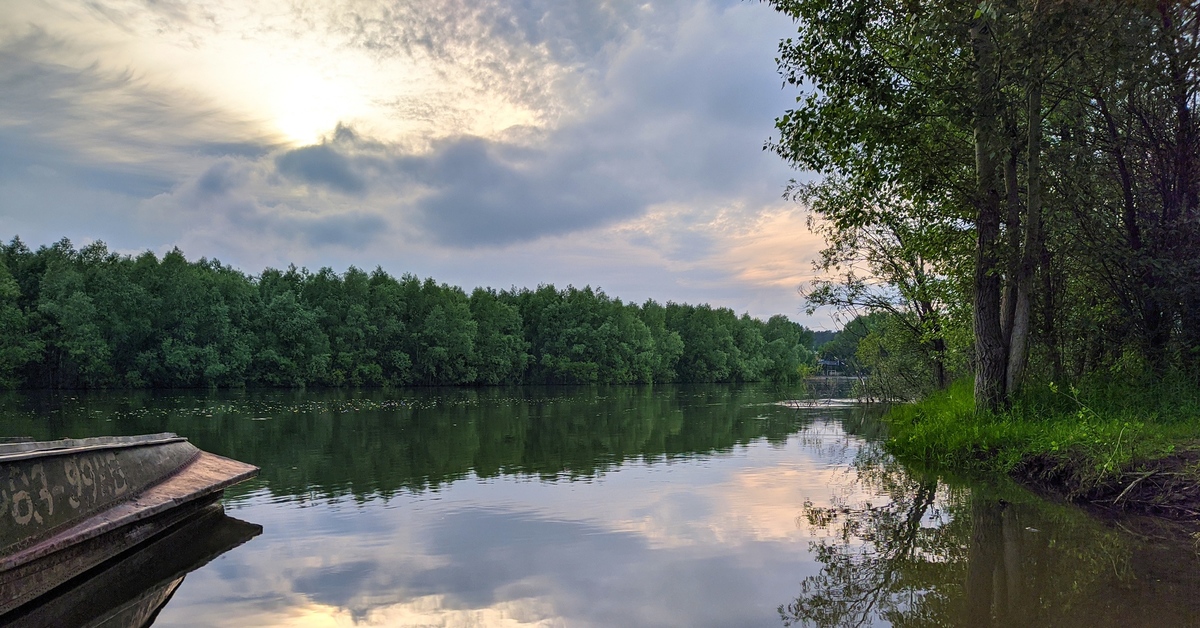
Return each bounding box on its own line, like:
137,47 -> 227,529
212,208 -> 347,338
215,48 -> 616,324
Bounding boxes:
762,314 -> 817,384
767,0 -> 1197,408
0,237 -> 822,388
36,253 -> 113,388
799,178 -> 971,390
666,304 -> 741,382
0,259 -> 40,387
469,288 -> 530,385
251,278 -> 330,386
639,299 -> 685,382
417,300 -> 478,385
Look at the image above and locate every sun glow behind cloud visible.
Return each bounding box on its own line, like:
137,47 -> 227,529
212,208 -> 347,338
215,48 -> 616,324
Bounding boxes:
1,0 -> 825,324
6,0 -> 563,148
244,53 -> 375,147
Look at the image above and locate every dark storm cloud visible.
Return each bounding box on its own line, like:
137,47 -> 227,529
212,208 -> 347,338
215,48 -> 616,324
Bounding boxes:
275,143 -> 367,195
398,137 -> 641,246
159,157 -> 388,250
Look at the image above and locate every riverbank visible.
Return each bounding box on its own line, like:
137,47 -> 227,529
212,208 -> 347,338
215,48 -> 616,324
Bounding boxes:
884,376 -> 1200,533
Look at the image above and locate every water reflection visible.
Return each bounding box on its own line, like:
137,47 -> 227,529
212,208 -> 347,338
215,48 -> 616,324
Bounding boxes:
0,386 -> 1196,627
5,505 -> 261,627
783,441 -> 1200,627
0,386 -> 820,500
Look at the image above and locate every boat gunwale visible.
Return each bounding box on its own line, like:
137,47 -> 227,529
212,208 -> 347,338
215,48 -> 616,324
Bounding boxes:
0,434 -> 187,463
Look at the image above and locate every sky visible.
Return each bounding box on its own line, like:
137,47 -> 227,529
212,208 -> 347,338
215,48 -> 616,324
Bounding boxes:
0,0 -> 832,327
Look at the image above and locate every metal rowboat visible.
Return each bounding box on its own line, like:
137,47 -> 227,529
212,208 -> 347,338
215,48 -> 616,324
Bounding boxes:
0,433 -> 258,614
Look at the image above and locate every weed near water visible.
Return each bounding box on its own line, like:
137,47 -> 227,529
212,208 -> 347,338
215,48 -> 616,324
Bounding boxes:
884,374 -> 1200,495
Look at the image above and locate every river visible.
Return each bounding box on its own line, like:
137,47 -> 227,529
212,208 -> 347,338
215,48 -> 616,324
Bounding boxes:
0,385 -> 1197,627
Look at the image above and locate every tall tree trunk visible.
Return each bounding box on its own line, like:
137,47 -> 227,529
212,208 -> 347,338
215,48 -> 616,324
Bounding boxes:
1096,93 -> 1168,366
1008,41 -> 1043,397
1163,2 -> 1200,375
1041,244 -> 1064,382
1001,149 -> 1022,349
972,16 -> 1007,412
933,335 -> 948,389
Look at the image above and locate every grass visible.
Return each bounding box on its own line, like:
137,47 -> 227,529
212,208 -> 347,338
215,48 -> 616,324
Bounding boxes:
884,374 -> 1200,499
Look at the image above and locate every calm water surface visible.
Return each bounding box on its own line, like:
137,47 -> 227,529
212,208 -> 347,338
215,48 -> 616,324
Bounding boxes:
0,385 -> 1197,627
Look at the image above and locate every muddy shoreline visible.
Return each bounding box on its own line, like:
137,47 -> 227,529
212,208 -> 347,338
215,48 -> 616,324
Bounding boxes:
1014,446 -> 1200,542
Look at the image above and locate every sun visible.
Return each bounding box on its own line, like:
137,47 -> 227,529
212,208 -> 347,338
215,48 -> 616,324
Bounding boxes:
269,72 -> 364,146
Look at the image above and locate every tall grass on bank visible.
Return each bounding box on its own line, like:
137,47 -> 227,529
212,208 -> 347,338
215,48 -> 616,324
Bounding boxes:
884,375 -> 1200,493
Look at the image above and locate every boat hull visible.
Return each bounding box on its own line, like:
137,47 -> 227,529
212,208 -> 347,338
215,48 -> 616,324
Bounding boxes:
0,434 -> 258,614
0,434 -> 201,558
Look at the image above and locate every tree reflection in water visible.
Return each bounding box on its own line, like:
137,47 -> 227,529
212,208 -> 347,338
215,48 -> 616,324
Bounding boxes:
776,433 -> 1200,628
780,440 -> 961,627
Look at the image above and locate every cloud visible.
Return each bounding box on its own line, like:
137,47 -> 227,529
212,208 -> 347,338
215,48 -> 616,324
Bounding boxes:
0,25 -> 275,198
198,0 -> 800,250
275,143 -> 367,196
323,0 -> 649,118
399,0 -> 797,247
237,207 -> 388,250
398,136 -> 641,246
143,156 -> 389,253
192,160 -> 247,201
0,0 -> 826,324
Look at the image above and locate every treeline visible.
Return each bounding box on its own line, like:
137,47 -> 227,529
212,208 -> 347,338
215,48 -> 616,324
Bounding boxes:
0,238 -> 816,389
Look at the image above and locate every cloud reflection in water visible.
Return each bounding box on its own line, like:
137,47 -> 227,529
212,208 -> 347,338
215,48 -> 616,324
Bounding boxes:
153,424 -> 874,627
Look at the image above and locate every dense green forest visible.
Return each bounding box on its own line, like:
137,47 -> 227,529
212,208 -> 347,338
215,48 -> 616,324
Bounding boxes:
767,0 -> 1200,408
0,237 -> 816,389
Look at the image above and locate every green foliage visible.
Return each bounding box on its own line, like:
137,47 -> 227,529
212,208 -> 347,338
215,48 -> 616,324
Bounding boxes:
0,237 -> 821,389
853,312 -> 969,401
818,313 -> 885,376
768,0 -> 1200,407
761,315 -> 817,384
0,259 -> 40,388
469,288 -> 530,385
885,376 -> 1200,492
37,258 -> 114,387
667,304 -> 742,382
